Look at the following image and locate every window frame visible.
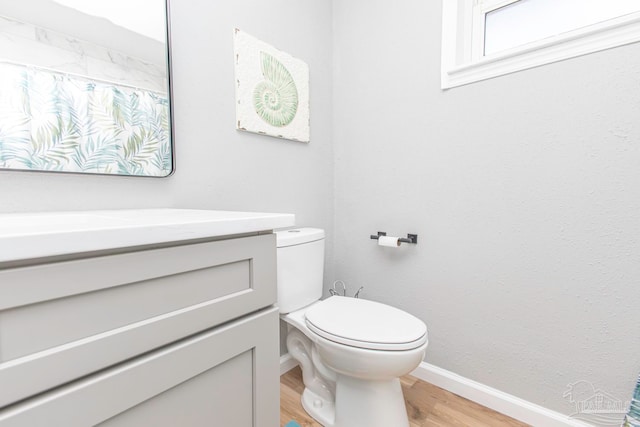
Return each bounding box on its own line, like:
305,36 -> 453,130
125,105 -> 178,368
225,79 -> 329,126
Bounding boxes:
441,0 -> 640,89
471,0 -> 519,60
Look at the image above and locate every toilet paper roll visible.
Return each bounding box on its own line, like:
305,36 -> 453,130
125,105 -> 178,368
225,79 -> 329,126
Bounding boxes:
378,235 -> 401,247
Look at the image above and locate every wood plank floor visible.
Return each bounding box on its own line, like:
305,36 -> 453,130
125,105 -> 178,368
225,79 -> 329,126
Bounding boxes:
280,367 -> 530,427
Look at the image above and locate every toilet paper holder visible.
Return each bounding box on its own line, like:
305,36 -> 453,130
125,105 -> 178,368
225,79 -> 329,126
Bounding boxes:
370,231 -> 418,244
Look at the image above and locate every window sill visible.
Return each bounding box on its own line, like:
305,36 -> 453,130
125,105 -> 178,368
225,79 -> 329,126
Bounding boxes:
442,12 -> 640,89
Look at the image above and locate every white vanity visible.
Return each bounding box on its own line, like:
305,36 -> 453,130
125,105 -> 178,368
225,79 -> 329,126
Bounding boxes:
0,209 -> 294,426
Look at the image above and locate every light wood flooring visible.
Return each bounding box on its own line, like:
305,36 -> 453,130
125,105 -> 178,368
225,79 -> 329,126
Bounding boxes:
280,367 -> 530,427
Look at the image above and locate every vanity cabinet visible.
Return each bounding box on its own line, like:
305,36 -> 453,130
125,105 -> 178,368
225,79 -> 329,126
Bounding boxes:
0,209 -> 293,427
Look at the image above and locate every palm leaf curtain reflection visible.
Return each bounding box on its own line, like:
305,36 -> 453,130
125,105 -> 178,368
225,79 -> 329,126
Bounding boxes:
0,62 -> 171,176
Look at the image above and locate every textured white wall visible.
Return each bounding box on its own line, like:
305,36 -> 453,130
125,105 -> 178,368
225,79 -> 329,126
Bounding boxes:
332,0 -> 640,421
168,0 -> 333,234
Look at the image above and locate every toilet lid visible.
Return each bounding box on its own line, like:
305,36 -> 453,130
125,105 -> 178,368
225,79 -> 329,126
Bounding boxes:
304,296 -> 428,351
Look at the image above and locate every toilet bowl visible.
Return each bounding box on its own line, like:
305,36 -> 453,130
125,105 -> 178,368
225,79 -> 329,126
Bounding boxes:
277,228 -> 428,427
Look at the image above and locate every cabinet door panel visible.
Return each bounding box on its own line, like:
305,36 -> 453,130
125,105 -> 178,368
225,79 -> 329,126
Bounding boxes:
98,351 -> 253,427
0,307 -> 279,427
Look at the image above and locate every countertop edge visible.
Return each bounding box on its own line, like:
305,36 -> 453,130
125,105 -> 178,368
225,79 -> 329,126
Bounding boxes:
0,209 -> 296,263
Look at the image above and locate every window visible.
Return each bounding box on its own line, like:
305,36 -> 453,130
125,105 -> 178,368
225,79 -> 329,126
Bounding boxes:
441,0 -> 640,88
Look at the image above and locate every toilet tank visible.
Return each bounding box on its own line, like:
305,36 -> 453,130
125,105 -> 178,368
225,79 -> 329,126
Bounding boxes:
276,228 -> 325,314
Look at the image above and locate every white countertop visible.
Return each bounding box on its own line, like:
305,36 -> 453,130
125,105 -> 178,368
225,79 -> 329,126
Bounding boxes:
0,209 -> 295,263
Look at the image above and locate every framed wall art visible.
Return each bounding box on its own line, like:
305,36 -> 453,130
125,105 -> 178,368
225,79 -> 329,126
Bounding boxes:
234,29 -> 310,143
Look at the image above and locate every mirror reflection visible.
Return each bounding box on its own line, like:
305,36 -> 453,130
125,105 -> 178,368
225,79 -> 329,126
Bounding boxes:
0,0 -> 173,177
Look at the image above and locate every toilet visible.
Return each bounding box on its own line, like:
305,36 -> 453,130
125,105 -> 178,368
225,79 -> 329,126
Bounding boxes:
277,228 -> 428,427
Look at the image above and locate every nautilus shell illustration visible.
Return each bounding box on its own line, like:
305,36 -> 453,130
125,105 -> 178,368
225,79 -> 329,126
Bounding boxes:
253,52 -> 299,127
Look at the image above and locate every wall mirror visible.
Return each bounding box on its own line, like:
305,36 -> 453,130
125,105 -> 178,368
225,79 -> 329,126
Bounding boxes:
0,0 -> 173,177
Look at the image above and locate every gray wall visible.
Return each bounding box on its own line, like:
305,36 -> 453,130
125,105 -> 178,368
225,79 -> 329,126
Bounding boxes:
333,0 -> 640,421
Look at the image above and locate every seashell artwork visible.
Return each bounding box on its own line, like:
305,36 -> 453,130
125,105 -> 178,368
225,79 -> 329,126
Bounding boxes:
234,29 -> 310,142
253,52 -> 299,127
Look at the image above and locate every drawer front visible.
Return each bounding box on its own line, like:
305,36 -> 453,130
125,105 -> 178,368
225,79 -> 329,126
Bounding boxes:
0,307 -> 280,427
0,234 -> 276,407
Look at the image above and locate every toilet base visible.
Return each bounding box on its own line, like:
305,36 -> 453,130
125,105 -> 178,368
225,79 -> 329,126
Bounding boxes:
300,376 -> 409,427
333,375 -> 409,427
301,388 -> 336,426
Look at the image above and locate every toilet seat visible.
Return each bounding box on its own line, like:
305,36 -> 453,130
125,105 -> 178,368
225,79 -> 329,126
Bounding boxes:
304,296 -> 427,351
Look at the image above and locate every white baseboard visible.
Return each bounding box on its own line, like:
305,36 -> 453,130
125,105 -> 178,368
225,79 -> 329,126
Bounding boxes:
280,354 -> 593,427
280,353 -> 299,376
410,362 -> 594,427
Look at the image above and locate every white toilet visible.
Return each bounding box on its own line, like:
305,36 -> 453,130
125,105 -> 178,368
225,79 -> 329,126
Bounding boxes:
277,228 -> 428,427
